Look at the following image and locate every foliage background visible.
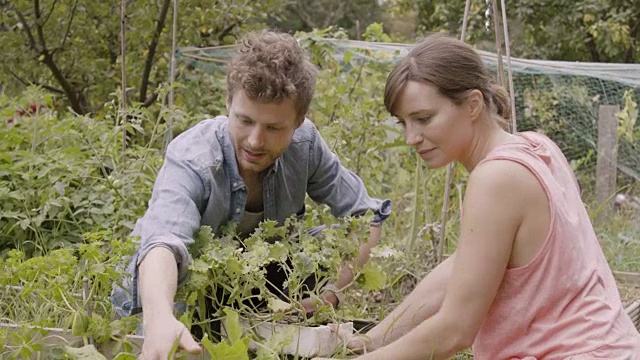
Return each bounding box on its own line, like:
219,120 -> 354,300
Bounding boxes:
1,0 -> 639,358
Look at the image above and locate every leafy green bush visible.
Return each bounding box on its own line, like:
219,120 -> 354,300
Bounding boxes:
0,88 -> 166,256
0,230 -> 139,358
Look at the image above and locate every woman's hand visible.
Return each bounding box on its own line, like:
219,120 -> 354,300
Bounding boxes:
310,325 -> 376,360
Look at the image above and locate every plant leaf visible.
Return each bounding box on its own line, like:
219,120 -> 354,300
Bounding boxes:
223,308 -> 244,344
267,297 -> 292,313
362,263 -> 387,291
64,345 -> 107,360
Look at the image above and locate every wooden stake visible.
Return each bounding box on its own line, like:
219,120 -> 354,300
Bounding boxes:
437,0 -> 472,264
164,0 -> 179,152
596,105 -> 619,221
120,0 -> 127,156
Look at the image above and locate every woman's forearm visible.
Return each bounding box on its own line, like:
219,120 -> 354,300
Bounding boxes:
364,254 -> 455,349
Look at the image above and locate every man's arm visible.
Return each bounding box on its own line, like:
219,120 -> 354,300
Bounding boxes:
138,248 -> 201,359
304,123 -> 392,307
139,247 -> 179,325
115,136 -> 211,358
334,224 -> 382,289
316,225 -> 383,308
306,123 -> 391,223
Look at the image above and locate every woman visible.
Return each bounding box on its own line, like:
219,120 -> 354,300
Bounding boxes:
319,33 -> 640,359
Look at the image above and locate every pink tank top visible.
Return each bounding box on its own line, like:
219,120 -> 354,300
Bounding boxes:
472,132 -> 640,359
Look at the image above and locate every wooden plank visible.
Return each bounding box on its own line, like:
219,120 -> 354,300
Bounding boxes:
613,271 -> 640,286
629,303 -> 640,319
2,320 -> 356,358
626,301 -> 640,331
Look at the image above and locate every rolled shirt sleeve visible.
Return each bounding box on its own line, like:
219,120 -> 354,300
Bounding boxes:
112,144 -> 208,316
306,123 -> 391,224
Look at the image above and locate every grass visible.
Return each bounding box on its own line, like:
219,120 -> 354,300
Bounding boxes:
595,208 -> 640,273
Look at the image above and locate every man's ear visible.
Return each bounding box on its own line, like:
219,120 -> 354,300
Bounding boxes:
226,95 -> 232,113
467,89 -> 484,122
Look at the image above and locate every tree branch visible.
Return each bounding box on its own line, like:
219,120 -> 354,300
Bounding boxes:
8,68 -> 65,94
585,32 -> 601,62
142,92 -> 159,107
42,52 -> 85,113
53,0 -> 79,55
293,3 -> 319,29
13,7 -> 39,52
139,0 -> 171,103
33,0 -> 48,52
33,0 -> 85,113
41,0 -> 59,27
217,21 -> 240,42
624,20 -> 640,63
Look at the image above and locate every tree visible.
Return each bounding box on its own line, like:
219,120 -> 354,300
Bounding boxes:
0,0 -> 284,114
511,0 -> 640,63
385,0 -> 490,43
269,0 -> 384,40
385,0 -> 640,63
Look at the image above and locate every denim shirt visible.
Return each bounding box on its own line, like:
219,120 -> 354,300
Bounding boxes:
112,116 -> 391,317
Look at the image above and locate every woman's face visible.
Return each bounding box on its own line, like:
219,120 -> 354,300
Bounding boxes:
394,81 -> 475,168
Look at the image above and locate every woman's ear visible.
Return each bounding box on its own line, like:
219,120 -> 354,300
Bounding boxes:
467,89 -> 484,122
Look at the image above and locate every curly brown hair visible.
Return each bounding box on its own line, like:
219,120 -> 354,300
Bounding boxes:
226,30 -> 317,121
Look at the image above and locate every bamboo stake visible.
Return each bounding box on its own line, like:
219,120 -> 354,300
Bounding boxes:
408,156 -> 423,253
500,0 -> 518,132
82,276 -> 94,345
120,0 -> 127,155
491,0 -> 505,88
437,0 -> 472,264
164,0 -> 179,152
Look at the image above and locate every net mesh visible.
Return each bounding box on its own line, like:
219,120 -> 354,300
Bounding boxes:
177,39 -> 640,193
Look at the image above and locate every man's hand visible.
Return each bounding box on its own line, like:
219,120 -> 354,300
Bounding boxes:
140,314 -> 201,360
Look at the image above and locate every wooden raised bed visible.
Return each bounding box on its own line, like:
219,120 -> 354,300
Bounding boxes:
0,322 -> 154,359
3,268 -> 638,358
0,320 -> 354,359
234,320 -> 352,357
614,271 -> 640,330
627,301 -> 640,332
614,271 -> 640,286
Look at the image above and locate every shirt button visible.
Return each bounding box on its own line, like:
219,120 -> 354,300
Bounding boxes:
235,208 -> 241,214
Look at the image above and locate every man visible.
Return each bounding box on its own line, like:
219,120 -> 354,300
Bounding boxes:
111,30 -> 391,358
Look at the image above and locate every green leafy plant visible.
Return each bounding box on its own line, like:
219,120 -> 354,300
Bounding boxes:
178,210 -> 378,335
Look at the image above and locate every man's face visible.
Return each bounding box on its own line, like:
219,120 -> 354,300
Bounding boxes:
227,90 -> 301,178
